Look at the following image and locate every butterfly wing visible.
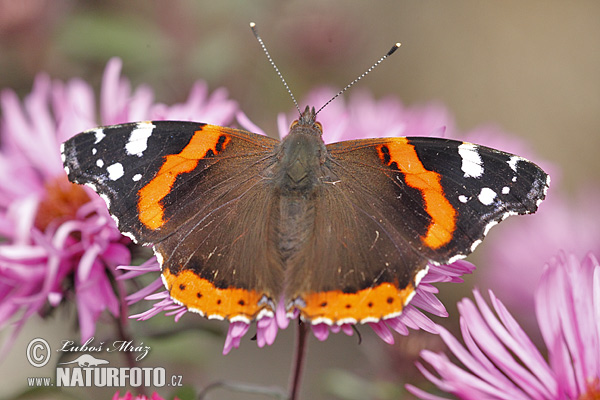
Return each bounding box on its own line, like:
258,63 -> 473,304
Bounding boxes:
287,136 -> 549,324
62,121 -> 283,321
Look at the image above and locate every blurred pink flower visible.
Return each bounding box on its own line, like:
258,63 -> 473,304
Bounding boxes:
477,187 -> 600,317
112,391 -> 178,400
125,87 -> 484,354
0,57 -> 237,353
407,252 -> 600,400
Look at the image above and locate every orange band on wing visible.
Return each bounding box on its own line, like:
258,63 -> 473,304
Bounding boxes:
163,269 -> 267,321
137,126 -> 231,230
378,139 -> 456,249
299,282 -> 414,323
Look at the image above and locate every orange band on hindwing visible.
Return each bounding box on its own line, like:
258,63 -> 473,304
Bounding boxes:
137,127 -> 231,230
298,282 -> 415,323
162,269 -> 268,320
377,139 -> 456,249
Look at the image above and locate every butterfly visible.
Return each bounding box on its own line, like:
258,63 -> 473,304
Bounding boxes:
61,103 -> 549,326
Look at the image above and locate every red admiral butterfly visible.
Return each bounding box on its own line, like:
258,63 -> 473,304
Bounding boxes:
61,25 -> 549,328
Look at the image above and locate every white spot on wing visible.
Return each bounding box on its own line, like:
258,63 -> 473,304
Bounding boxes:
311,317 -> 334,325
256,308 -> 274,320
93,128 -> 105,144
96,159 -> 104,168
359,316 -> 380,324
154,250 -> 164,267
106,162 -> 124,181
502,186 -> 510,195
92,148 -> 97,155
447,253 -> 467,264
230,315 -> 251,324
99,193 -> 111,209
414,266 -> 429,288
458,195 -> 469,203
187,307 -> 205,317
478,187 -> 497,205
132,173 -> 142,182
470,239 -> 483,253
458,143 -> 484,178
160,270 -> 169,289
119,230 -> 138,242
483,220 -> 499,236
125,122 -> 155,157
508,156 -> 521,172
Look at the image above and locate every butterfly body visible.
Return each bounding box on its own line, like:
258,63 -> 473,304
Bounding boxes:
61,106 -> 549,325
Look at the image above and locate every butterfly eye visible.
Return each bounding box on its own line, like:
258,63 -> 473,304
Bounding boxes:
314,122 -> 323,132
290,120 -> 299,129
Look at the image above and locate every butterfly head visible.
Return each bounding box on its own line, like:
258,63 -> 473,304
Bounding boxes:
290,106 -> 323,137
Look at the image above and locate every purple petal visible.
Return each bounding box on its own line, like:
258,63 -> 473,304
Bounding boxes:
368,321 -> 394,345
311,323 -> 330,341
223,321 -> 250,355
340,324 -> 354,336
275,297 -> 290,329
256,316 -> 278,347
237,111 -> 267,136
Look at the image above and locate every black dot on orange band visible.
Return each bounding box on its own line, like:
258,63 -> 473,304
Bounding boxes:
217,299 -> 222,305
215,135 -> 227,152
368,302 -> 374,308
380,145 -> 391,164
320,301 -> 328,307
238,299 -> 245,306
387,297 -> 394,304
196,292 -> 202,298
179,284 -> 186,290
345,304 -> 352,309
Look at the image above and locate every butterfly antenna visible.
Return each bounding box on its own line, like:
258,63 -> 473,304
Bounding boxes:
250,22 -> 302,116
315,42 -> 401,116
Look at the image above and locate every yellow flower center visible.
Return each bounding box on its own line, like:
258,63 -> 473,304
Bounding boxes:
34,175 -> 91,232
580,377 -> 600,400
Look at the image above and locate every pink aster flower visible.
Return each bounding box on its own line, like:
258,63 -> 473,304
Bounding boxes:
407,251 -> 600,400
124,87 -> 480,354
0,57 -> 237,352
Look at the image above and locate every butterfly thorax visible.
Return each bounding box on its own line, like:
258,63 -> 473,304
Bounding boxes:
275,107 -> 327,193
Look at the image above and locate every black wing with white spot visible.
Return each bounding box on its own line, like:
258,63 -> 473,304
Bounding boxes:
409,137 -> 550,258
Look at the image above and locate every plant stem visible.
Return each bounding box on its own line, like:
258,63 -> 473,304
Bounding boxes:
114,274 -> 147,397
288,320 -> 308,400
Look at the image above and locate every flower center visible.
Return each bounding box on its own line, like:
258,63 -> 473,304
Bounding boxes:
34,175 -> 92,231
580,378 -> 600,400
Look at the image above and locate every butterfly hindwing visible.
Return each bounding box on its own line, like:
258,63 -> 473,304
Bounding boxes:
284,178 -> 430,324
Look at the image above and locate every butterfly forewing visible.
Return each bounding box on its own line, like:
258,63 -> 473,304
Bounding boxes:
326,137 -> 549,263
62,121 -> 284,322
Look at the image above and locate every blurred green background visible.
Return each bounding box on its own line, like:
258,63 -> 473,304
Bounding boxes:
1,1 -> 599,399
